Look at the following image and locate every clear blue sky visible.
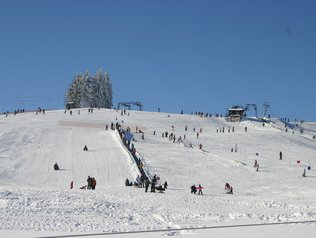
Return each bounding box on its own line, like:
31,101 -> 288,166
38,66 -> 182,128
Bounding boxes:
0,0 -> 315,120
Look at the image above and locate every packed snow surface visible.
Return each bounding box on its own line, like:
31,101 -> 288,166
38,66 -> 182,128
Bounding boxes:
0,109 -> 315,237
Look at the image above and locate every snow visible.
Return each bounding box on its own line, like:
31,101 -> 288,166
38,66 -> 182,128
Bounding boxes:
0,108 -> 315,237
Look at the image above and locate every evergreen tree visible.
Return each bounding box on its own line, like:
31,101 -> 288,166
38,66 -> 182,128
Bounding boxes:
65,69 -> 113,108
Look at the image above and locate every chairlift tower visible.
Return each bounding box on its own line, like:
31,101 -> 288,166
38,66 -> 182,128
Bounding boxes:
117,102 -> 143,111
263,102 -> 270,118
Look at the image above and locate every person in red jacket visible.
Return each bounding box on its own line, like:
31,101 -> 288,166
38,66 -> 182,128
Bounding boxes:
197,184 -> 203,195
91,177 -> 97,190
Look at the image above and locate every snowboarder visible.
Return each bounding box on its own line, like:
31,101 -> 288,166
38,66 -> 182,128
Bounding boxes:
83,145 -> 88,151
227,186 -> 233,195
197,184 -> 203,195
53,162 -> 59,170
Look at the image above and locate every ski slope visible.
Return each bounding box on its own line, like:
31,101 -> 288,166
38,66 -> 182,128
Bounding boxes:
0,108 -> 315,237
0,111 -> 139,189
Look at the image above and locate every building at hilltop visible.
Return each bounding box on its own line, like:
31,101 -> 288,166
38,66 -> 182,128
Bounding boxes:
227,106 -> 245,122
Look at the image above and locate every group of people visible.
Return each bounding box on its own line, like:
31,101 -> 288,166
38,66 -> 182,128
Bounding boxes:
216,126 -> 235,133
190,184 -> 204,195
126,174 -> 168,193
86,176 -> 97,190
190,183 -> 233,195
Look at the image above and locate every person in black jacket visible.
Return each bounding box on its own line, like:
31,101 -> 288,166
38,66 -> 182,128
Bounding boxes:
145,179 -> 150,192
87,176 -> 92,189
191,184 -> 197,194
54,163 -> 59,170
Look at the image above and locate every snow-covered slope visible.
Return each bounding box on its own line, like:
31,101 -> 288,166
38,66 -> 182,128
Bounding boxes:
0,111 -> 139,189
0,109 -> 315,236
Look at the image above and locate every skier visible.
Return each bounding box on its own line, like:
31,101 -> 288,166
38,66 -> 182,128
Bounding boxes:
197,184 -> 204,195
254,159 -> 258,167
83,145 -> 88,151
53,162 -> 59,170
279,151 -> 283,160
70,181 -> 73,189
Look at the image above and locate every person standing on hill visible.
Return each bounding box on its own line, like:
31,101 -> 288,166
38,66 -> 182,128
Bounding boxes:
87,176 -> 92,189
151,181 -> 156,193
91,177 -> 96,190
279,151 -> 283,160
197,184 -> 204,195
191,184 -> 197,194
145,178 -> 150,192
164,181 -> 168,190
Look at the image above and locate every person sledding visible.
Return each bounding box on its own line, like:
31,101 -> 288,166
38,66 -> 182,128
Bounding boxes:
54,162 -> 59,170
227,186 -> 233,194
224,183 -> 230,191
225,183 -> 233,194
155,184 -> 165,192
